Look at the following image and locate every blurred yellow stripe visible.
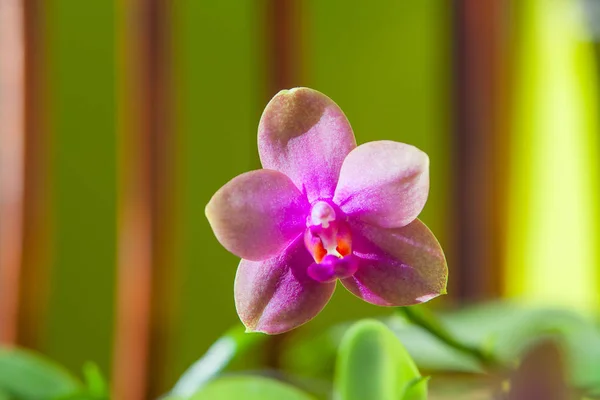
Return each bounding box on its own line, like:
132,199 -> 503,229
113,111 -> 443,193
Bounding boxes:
506,0 -> 600,311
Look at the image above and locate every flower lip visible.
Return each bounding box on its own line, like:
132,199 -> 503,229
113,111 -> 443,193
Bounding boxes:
307,254 -> 359,283
304,199 -> 356,282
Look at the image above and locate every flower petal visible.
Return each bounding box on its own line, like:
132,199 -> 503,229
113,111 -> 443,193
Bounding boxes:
205,169 -> 308,261
258,87 -> 356,202
341,218 -> 447,306
333,141 -> 429,229
235,237 -> 336,334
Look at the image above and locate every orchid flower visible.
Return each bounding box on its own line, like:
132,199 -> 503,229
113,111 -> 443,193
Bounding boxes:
206,88 -> 448,334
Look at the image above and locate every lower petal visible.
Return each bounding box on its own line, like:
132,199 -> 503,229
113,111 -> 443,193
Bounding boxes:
234,237 -> 336,334
341,219 -> 447,306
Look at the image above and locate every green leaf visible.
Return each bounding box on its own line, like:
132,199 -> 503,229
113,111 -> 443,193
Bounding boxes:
189,376 -> 315,400
283,302 -> 600,396
170,326 -> 267,398
281,323 -> 349,380
54,395 -> 102,400
0,348 -> 81,400
440,302 -> 600,388
282,318 -> 480,382
50,363 -> 109,400
387,316 -> 483,374
403,377 -> 430,400
398,305 -> 496,368
81,362 -> 108,398
334,319 -> 426,400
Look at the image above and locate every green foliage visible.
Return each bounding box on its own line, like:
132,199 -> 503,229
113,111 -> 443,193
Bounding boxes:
396,302 -> 600,396
81,363 -> 108,399
334,319 -> 426,400
54,395 -> 103,400
0,390 -> 12,400
189,376 -> 315,400
281,316 -> 483,380
387,317 -> 483,373
440,302 -> 600,391
399,305 -> 496,367
0,348 -> 80,400
0,348 -> 111,400
403,377 -> 430,400
282,302 -> 600,397
7,302 -> 600,399
170,326 -> 267,398
281,323 -> 349,380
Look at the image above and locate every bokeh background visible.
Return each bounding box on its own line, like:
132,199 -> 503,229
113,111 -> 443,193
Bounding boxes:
1,0 -> 599,399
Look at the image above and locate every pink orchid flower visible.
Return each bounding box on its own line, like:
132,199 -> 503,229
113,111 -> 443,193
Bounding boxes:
206,88 -> 448,334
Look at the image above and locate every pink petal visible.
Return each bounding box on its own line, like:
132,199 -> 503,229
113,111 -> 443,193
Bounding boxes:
333,141 -> 429,229
235,237 -> 336,334
205,169 -> 308,261
341,218 -> 447,306
258,88 -> 356,202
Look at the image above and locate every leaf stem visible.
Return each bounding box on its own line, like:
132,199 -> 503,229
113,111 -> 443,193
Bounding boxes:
398,306 -> 502,370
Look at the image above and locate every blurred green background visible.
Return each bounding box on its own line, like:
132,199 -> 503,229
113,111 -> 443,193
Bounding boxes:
1,0 -> 599,399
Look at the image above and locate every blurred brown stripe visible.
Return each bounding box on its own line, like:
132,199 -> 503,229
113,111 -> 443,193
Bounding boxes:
113,0 -> 175,398
263,0 -> 303,368
0,0 -> 26,345
452,0 -> 510,300
146,0 -> 176,396
17,0 -> 50,350
113,0 -> 151,397
0,0 -> 49,348
266,0 -> 303,96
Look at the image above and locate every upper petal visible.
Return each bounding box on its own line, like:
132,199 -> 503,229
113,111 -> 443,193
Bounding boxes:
258,88 -> 356,202
333,141 -> 429,229
341,218 -> 447,306
235,237 -> 336,334
205,169 -> 308,261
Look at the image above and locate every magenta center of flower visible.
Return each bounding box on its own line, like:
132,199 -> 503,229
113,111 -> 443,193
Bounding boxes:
304,201 -> 358,283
